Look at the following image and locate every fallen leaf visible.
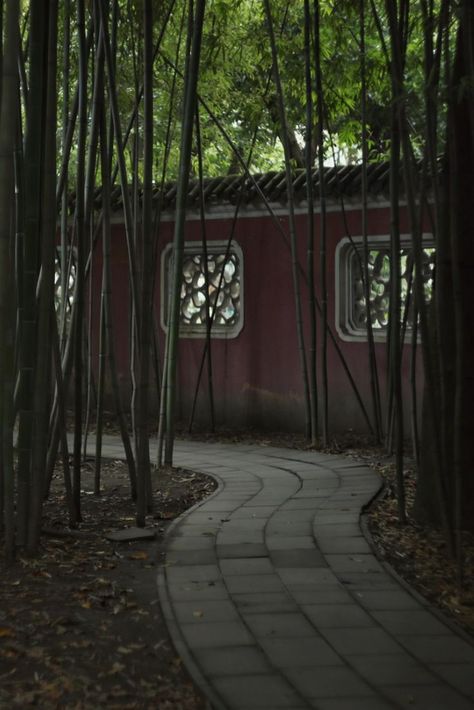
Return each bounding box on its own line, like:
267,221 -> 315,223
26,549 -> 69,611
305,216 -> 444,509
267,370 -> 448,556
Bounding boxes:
117,646 -> 133,654
108,662 -> 125,675
128,551 -> 148,560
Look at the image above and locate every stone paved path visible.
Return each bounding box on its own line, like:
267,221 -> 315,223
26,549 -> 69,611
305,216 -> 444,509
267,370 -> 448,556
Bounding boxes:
96,436 -> 474,710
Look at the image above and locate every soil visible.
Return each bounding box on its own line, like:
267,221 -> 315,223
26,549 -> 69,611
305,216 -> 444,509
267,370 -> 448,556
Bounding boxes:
0,460 -> 217,710
1,428 -> 472,709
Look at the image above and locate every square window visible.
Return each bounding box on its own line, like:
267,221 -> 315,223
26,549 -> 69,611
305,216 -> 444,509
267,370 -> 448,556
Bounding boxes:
335,235 -> 434,341
161,240 -> 244,338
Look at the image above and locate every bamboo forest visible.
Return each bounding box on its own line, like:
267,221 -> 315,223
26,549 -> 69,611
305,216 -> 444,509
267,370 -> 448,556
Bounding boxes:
0,0 -> 472,555
1,0 -> 474,705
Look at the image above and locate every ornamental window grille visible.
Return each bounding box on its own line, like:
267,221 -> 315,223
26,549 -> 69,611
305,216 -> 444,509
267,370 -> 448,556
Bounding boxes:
336,236 -> 435,341
54,248 -> 76,328
161,241 -> 244,338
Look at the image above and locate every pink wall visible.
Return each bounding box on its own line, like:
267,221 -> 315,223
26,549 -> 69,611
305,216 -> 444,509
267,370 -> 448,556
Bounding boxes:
97,202 -> 424,435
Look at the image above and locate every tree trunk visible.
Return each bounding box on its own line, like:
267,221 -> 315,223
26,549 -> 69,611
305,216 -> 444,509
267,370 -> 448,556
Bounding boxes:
164,0 -> 206,466
0,0 -> 20,560
416,11 -> 474,533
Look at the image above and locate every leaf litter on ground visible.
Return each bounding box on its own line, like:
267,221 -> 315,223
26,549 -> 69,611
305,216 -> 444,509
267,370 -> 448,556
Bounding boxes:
0,459 -> 216,709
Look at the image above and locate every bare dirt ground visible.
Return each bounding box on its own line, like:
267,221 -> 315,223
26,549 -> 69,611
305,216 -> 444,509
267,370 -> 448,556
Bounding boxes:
0,427 -> 472,709
0,461 -> 216,709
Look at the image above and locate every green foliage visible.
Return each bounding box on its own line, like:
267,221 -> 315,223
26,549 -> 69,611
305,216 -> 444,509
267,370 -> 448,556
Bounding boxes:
18,0 -> 455,183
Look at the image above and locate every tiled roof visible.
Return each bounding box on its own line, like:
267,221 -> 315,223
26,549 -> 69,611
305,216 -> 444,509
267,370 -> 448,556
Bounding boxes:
148,162 -> 393,211
84,162 -> 401,214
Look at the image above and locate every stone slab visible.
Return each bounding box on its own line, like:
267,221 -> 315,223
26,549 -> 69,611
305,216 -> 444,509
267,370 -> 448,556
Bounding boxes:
212,674 -> 304,709
105,527 -> 156,542
258,636 -> 342,668
285,666 -> 373,698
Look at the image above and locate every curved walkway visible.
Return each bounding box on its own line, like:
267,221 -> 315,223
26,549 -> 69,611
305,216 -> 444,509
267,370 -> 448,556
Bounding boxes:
95,436 -> 474,709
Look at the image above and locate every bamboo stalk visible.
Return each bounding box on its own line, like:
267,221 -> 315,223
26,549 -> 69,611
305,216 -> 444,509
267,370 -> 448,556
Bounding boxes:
360,0 -> 383,442
28,0 -> 59,553
164,0 -> 206,466
0,0 -> 20,560
313,0 -> 329,446
72,0 -> 88,524
16,0 -> 48,545
304,0 -> 318,446
135,0 -> 154,525
264,0 -> 312,440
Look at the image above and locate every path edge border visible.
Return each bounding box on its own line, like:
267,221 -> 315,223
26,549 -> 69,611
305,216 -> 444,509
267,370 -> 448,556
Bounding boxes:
156,468 -> 227,710
360,486 -> 474,646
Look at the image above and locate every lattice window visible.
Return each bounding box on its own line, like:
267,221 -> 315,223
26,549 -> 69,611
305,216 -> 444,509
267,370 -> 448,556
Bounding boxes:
54,248 -> 76,327
162,241 -> 244,338
336,236 -> 435,341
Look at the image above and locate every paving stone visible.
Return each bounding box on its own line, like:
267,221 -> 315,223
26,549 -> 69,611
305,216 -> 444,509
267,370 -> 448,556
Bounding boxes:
346,653 -> 438,686
285,666 -> 373,698
339,572 -> 400,590
258,636 -> 343,667
242,612 -> 316,638
270,549 -> 327,568
176,524 -> 220,536
197,646 -> 273,677
232,592 -> 298,614
185,512 -> 228,524
372,609 -> 451,636
430,663 -> 474,698
167,535 -> 216,550
277,568 -> 340,587
324,554 -> 384,574
198,501 -> 238,512
167,565 -> 221,584
302,604 -> 375,628
320,627 -> 403,656
293,488 -> 336,499
313,524 -> 362,537
397,635 -> 474,664
217,543 -> 268,558
230,506 -> 275,519
291,588 -> 353,605
269,513 -> 314,526
266,536 -> 315,550
317,537 -> 372,554
166,549 -> 217,566
217,533 -> 265,545
225,574 -> 286,594
266,522 -> 313,537
173,600 -> 240,624
313,513 -> 356,525
353,589 -> 420,610
220,557 -> 274,576
180,621 -> 254,649
221,519 -> 267,531
281,497 -> 331,509
168,580 -> 229,601
246,496 -> 293,507
311,698 -> 394,710
382,684 -> 474,709
212,674 -> 304,709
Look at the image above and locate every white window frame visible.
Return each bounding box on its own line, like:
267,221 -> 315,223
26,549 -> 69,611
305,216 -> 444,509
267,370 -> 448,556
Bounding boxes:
160,239 -> 244,339
335,233 -> 434,342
